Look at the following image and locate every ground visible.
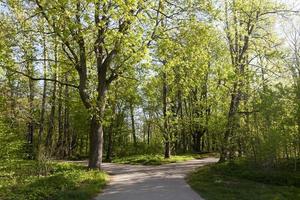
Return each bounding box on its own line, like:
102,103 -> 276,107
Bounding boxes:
4,156 -> 297,200
94,157 -> 218,200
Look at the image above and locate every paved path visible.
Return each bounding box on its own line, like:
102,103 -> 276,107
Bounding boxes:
94,157 -> 218,200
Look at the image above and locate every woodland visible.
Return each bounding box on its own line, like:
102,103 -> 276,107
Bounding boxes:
1,0 -> 300,199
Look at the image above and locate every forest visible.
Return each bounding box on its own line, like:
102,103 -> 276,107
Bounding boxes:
1,0 -> 300,200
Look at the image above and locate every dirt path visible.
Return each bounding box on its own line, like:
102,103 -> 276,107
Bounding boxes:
94,157 -> 218,200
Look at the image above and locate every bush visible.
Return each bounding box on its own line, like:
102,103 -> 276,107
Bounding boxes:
0,120 -> 23,160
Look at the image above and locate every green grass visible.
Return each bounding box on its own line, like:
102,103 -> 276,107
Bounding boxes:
112,153 -> 218,165
187,160 -> 300,200
0,159 -> 108,200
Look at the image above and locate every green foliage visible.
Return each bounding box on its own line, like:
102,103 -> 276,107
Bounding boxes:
0,160 -> 107,200
187,160 -> 300,200
111,142 -> 164,158
0,120 -> 23,160
240,84 -> 300,167
112,153 -> 217,165
112,154 -> 192,165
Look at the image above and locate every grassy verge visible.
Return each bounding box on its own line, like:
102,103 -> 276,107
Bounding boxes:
112,153 -> 218,165
0,159 -> 108,200
187,160 -> 300,200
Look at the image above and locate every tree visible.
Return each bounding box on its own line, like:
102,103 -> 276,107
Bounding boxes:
30,0 -> 150,168
219,0 -> 282,162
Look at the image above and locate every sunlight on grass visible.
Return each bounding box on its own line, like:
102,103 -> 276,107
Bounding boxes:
112,153 -> 218,165
0,160 -> 108,200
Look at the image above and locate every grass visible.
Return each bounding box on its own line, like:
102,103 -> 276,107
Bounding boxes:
0,159 -> 108,200
112,152 -> 218,165
187,160 -> 300,200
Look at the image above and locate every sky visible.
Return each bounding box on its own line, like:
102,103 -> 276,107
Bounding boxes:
274,0 -> 300,42
281,0 -> 300,9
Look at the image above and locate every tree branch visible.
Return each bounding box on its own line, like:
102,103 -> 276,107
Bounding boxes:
1,65 -> 79,89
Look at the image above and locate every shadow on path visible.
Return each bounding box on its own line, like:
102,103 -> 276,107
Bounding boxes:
94,157 -> 218,200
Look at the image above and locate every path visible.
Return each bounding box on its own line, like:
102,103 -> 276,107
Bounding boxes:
94,157 -> 218,200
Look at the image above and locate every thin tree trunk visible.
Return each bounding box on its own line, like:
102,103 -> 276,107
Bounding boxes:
164,141 -> 170,159
45,80 -> 57,154
56,83 -> 63,157
7,72 -> 16,125
193,131 -> 202,152
37,32 -> 47,158
69,129 -> 77,157
147,122 -> 150,145
26,61 -> 35,159
45,43 -> 58,155
106,100 -> 116,162
162,71 -> 170,158
130,103 -> 137,147
106,121 -> 113,162
63,75 -> 70,157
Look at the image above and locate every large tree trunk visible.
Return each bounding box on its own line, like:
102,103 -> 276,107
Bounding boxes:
88,82 -> 107,168
219,89 -> 241,162
88,115 -> 104,168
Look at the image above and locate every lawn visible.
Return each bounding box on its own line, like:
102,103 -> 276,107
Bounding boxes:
187,160 -> 300,200
0,159 -> 108,200
112,153 -> 218,165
